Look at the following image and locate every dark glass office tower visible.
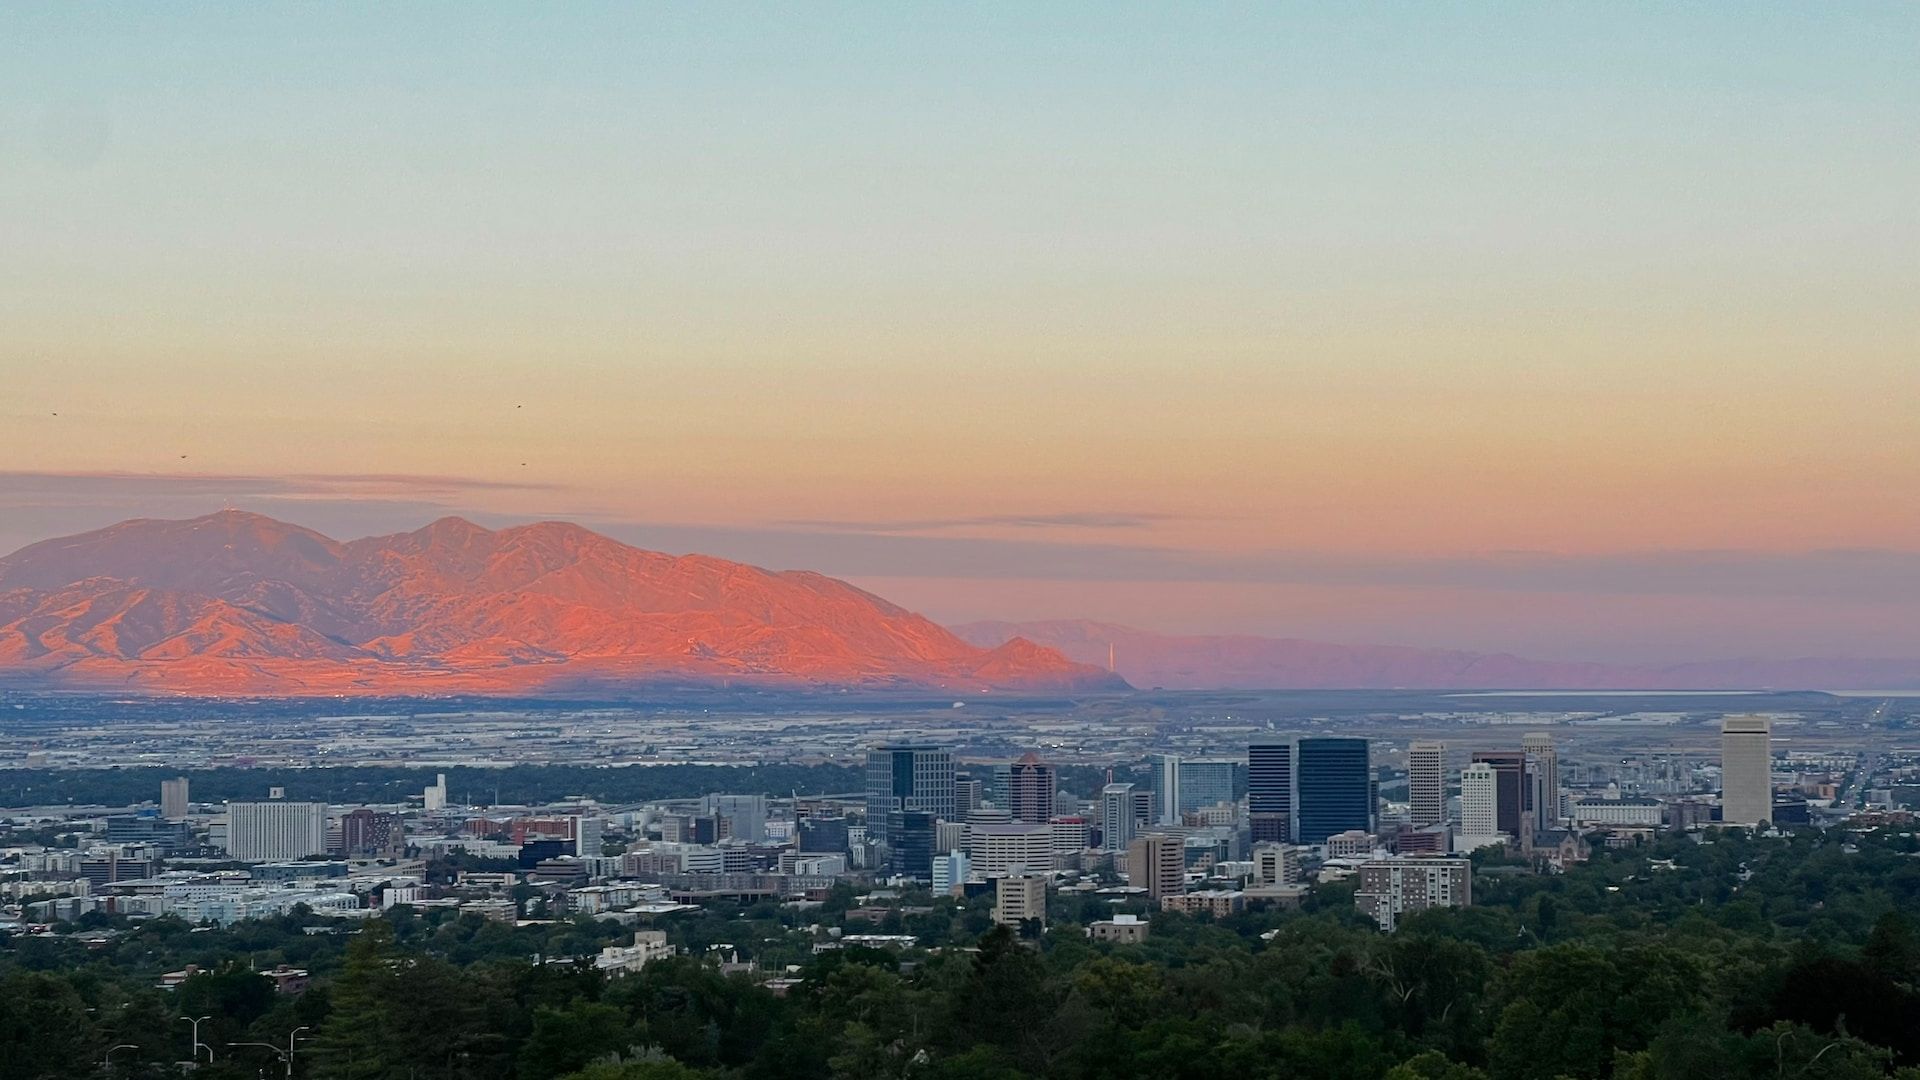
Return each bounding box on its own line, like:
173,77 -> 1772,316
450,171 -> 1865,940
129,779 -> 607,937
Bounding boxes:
1248,743 -> 1293,842
865,745 -> 955,842
1293,737 -> 1372,844
886,810 -> 936,880
797,815 -> 850,854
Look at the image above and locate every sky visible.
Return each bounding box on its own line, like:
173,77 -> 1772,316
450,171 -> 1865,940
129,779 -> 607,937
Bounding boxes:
2,4 -> 1917,664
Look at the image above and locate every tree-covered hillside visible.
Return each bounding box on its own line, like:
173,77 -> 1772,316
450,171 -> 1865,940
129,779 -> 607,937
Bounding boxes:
5,828 -> 1920,1079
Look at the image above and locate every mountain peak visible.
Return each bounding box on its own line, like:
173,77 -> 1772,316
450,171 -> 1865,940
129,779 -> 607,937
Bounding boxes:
188,507 -> 323,533
422,515 -> 488,532
413,516 -> 493,542
501,519 -> 603,542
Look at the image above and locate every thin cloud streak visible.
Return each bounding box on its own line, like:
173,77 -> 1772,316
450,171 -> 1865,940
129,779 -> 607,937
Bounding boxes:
776,511 -> 1178,533
0,470 -> 565,503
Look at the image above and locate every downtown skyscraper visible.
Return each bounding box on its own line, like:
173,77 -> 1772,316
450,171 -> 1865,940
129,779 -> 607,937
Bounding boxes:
1470,750 -> 1530,848
1407,741 -> 1447,828
1720,716 -> 1773,826
1294,737 -> 1372,845
1248,743 -> 1293,843
1007,752 -> 1057,825
865,745 -> 955,842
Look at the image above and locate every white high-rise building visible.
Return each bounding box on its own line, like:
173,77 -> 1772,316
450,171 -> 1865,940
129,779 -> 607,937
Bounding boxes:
1355,857 -> 1472,932
225,801 -> 327,862
1457,763 -> 1504,850
967,823 -> 1055,877
1101,783 -> 1138,852
931,850 -> 970,896
1720,716 -> 1773,826
423,774 -> 447,812
1047,816 -> 1089,862
1407,742 -> 1446,828
161,777 -> 190,820
574,815 -> 604,857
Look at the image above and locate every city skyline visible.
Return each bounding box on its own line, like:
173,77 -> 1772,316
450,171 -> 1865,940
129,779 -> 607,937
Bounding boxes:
5,7 -> 1917,1077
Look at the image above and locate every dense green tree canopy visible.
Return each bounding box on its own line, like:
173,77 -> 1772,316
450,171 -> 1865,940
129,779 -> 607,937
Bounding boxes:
7,828 -> 1920,1078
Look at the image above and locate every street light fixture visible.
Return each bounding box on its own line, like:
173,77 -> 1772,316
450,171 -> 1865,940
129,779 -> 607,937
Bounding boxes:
180,1015 -> 214,1063
100,1044 -> 138,1074
228,1026 -> 310,1079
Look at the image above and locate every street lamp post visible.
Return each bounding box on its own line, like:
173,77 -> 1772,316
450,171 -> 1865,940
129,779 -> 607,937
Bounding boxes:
228,1026 -> 310,1079
100,1044 -> 138,1075
180,1015 -> 214,1064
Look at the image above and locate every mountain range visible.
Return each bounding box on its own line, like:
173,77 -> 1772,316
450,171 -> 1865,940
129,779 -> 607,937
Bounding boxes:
5,511 -> 1912,697
952,619 -> 1920,691
0,511 -> 1122,695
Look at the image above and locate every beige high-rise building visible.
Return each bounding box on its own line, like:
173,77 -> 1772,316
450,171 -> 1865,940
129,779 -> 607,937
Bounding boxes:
161,777 -> 190,820
1720,716 -> 1773,826
1408,742 -> 1446,827
1523,732 -> 1560,828
1126,833 -> 1187,900
1252,842 -> 1302,886
993,875 -> 1048,929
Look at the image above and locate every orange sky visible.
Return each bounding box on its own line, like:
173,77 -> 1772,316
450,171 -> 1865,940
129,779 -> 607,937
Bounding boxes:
3,6 -> 1917,661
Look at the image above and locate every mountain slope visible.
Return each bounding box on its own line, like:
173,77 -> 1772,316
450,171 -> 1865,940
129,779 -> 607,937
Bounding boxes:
952,619 -> 1920,691
0,512 -> 1123,695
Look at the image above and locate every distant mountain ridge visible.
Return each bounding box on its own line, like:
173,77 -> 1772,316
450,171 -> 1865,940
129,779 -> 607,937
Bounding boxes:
952,618 -> 1920,691
0,511 -> 1124,695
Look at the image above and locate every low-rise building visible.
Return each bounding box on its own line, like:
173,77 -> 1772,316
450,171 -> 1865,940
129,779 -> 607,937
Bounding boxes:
1087,913 -> 1149,945
1325,830 -> 1378,858
596,930 -> 674,975
1569,796 -> 1664,827
1161,890 -> 1245,917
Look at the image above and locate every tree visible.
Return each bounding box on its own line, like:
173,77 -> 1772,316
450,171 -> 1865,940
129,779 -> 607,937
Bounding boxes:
311,923 -> 403,1080
519,1001 -> 641,1080
1865,910 -> 1920,986
309,922 -> 505,1079
1386,1050 -> 1491,1080
952,926 -> 1058,1070
559,1061 -> 713,1080
0,972 -> 101,1080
